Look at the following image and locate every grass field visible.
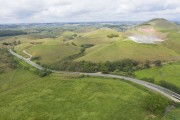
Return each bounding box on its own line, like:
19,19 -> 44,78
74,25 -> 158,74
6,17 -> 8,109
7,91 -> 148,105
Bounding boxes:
162,108 -> 180,120
134,62 -> 180,87
11,36 -> 80,65
74,29 -> 120,45
0,68 -> 179,120
162,31 -> 180,54
26,44 -> 80,65
76,40 -> 180,62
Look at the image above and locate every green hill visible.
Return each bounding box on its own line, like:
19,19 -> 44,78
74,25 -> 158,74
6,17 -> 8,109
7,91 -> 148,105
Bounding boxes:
74,28 -> 120,45
134,62 -> 180,87
76,40 -> 180,62
0,68 -> 179,120
0,69 -> 149,119
141,18 -> 180,31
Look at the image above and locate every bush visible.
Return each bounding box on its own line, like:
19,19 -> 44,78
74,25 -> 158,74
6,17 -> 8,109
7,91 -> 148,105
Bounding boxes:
142,77 -> 154,83
107,34 -> 119,38
159,80 -> 180,94
34,69 -> 52,77
0,48 -> 17,73
144,94 -> 172,115
31,56 -> 41,60
2,42 -> 9,45
153,60 -> 162,67
81,44 -> 94,48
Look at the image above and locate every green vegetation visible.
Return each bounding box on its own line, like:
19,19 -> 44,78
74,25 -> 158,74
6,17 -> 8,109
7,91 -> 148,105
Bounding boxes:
2,40 -> 21,46
143,94 -> 172,115
50,59 -> 140,76
144,18 -> 179,31
76,40 -> 179,62
107,33 -> 119,38
74,29 -> 120,45
0,19 -> 180,119
159,80 -> 180,94
162,31 -> 180,54
0,48 -> 17,73
134,62 -> 180,88
0,68 -> 177,120
0,30 -> 27,37
26,44 -> 80,65
162,105 -> 180,120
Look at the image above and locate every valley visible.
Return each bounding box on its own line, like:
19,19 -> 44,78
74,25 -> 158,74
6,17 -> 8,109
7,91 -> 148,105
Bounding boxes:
0,18 -> 180,120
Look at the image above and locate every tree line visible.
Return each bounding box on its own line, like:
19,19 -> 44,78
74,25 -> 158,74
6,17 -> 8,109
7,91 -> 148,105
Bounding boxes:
0,30 -> 27,37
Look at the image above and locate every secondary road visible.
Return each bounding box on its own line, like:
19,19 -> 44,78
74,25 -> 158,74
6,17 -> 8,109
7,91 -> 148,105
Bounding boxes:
23,50 -> 32,60
8,49 -> 180,102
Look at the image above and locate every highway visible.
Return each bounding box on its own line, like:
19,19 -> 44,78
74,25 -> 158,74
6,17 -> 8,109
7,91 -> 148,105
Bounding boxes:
9,49 -> 180,102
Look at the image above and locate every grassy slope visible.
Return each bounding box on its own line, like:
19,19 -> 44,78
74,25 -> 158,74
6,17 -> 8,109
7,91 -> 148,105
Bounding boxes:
74,29 -> 120,45
0,69 -> 179,120
76,40 -> 179,62
26,44 -> 80,65
162,108 -> 180,120
143,18 -> 180,31
0,69 -> 153,120
134,62 -> 180,87
162,31 -> 180,54
13,37 -> 80,65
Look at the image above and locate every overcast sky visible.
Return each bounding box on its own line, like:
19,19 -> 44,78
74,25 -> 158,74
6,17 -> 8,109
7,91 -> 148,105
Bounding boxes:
0,0 -> 180,23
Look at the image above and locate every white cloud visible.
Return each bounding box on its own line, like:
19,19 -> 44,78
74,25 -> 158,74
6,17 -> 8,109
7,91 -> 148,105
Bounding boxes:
0,0 -> 179,23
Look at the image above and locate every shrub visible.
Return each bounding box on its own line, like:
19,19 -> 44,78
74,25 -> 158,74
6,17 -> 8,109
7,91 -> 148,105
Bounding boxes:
144,94 -> 172,115
81,44 -> 94,48
2,42 -> 9,45
159,80 -> 180,94
107,34 -> 119,38
34,69 -> 52,77
31,56 -> 41,60
142,77 -> 154,83
153,60 -> 162,67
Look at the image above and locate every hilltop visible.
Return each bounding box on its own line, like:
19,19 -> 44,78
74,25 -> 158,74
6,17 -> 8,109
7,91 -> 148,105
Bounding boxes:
140,18 -> 180,31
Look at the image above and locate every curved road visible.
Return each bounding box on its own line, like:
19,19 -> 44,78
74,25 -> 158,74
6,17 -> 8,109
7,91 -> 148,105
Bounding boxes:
9,49 -> 180,102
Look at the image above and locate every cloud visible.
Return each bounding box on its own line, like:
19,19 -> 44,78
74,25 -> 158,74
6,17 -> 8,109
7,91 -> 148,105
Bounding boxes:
0,0 -> 179,23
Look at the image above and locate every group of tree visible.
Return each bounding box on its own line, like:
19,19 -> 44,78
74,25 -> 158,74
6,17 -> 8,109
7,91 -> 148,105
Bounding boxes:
49,59 -> 140,76
0,30 -> 27,37
159,80 -> 180,94
3,40 -> 21,46
143,94 -> 172,115
0,48 -> 17,74
33,69 -> 52,77
107,33 -> 119,38
80,44 -> 94,48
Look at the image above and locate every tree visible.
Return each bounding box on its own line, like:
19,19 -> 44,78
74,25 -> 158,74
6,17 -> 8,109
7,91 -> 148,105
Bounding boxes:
17,41 -> 21,44
153,60 -> 162,66
144,61 -> 150,68
2,42 -> 9,45
100,64 -> 109,74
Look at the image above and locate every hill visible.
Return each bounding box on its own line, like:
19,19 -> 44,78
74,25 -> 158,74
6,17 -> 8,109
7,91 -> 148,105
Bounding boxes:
134,62 -> 180,88
141,18 -> 180,31
76,40 -> 180,62
73,28 -> 120,45
0,69 -> 149,119
0,68 -> 179,120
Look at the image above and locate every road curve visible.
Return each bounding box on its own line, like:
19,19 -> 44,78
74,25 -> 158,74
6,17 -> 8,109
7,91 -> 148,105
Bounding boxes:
8,49 -> 180,102
23,50 -> 32,60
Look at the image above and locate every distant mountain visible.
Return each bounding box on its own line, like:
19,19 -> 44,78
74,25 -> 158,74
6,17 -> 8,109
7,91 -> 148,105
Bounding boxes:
140,18 -> 179,31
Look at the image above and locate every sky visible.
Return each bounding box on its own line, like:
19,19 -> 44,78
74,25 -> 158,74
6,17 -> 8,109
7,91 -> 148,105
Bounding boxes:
0,0 -> 180,23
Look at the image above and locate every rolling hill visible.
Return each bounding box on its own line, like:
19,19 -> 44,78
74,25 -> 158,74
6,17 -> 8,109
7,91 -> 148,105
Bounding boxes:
144,18 -> 180,31
75,40 -> 180,62
0,68 -> 179,120
75,19 -> 180,62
